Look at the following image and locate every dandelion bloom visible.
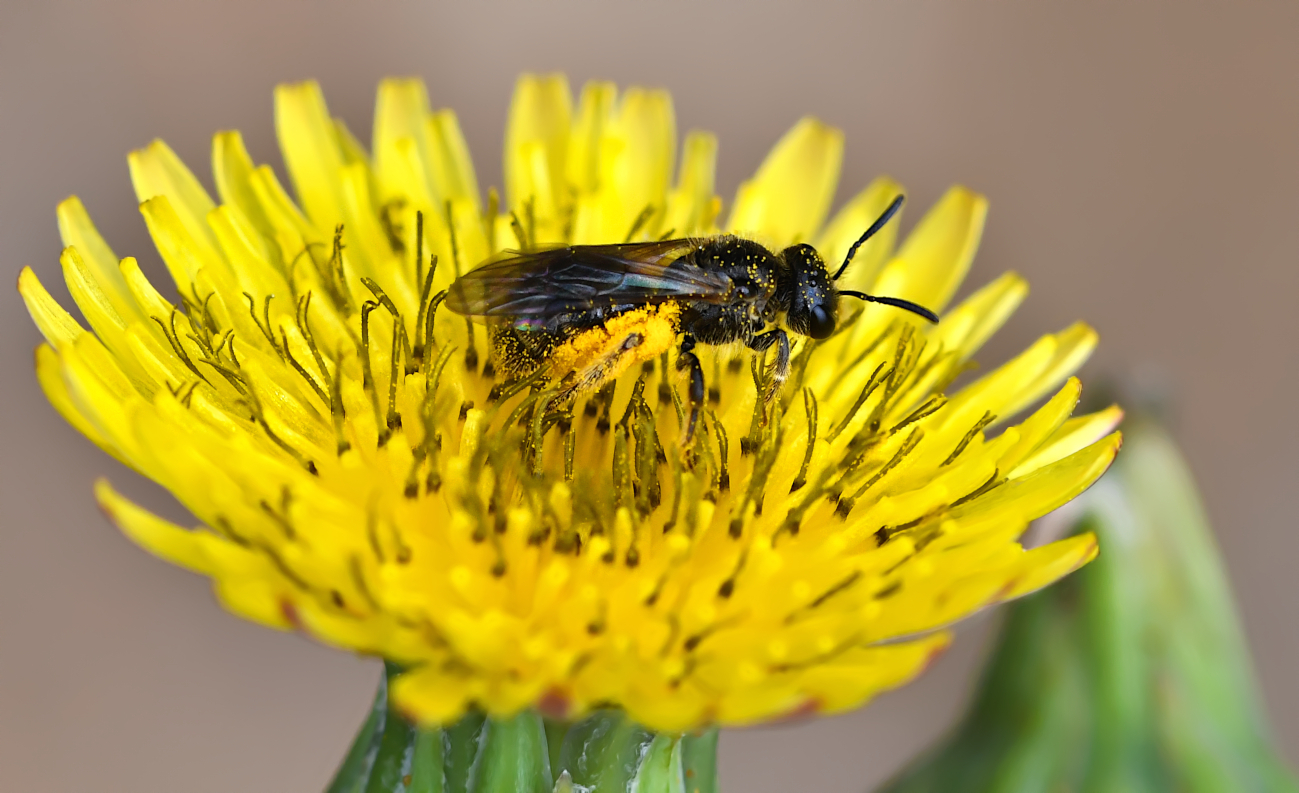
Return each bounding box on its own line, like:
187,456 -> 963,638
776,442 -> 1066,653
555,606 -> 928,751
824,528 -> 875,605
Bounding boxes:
20,75 -> 1120,733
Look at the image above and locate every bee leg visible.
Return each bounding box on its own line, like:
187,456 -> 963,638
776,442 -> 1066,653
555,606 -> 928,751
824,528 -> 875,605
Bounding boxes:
676,334 -> 705,443
747,329 -> 791,404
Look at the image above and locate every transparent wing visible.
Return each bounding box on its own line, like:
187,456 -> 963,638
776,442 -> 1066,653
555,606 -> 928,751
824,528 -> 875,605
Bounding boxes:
445,240 -> 733,320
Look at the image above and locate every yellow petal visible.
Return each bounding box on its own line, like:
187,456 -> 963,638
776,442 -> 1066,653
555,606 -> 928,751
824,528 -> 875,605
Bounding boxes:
726,117 -> 843,245
871,185 -> 987,315
56,196 -> 141,323
18,267 -> 84,350
128,139 -> 221,260
815,176 -> 905,291
275,80 -> 347,228
504,73 -> 572,218
663,130 -> 719,236
1011,405 -> 1125,478
34,345 -> 126,465
95,479 -> 217,575
212,130 -> 276,238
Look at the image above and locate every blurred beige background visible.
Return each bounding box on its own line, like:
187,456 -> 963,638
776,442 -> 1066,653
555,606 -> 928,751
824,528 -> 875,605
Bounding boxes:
2,1 -> 1296,790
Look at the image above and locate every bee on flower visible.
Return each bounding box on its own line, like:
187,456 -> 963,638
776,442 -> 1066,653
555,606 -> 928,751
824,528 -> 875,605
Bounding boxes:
20,72 -> 1119,750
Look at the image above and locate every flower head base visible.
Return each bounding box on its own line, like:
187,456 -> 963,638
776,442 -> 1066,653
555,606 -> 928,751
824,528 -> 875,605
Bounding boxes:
21,74 -> 1121,732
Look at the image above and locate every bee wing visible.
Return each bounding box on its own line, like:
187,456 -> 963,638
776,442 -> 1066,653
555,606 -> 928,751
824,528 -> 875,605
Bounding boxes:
445,240 -> 732,319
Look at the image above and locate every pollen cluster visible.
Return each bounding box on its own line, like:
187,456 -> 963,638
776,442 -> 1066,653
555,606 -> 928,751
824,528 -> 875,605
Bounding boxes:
20,74 -> 1120,732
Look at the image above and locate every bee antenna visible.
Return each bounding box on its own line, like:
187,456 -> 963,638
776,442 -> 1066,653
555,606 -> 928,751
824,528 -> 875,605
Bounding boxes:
839,290 -> 939,324
832,194 -> 905,281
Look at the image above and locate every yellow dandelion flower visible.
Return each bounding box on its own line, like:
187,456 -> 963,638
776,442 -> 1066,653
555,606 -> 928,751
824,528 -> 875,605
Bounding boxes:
20,74 -> 1121,734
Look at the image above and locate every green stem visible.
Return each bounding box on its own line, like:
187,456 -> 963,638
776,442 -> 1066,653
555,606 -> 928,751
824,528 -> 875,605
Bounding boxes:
327,668 -> 721,793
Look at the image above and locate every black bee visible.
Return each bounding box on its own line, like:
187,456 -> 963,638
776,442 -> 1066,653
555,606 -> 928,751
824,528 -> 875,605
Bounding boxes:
446,195 -> 937,440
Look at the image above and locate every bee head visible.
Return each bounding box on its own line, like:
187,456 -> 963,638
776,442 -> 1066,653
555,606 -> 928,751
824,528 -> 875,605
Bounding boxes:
779,243 -> 839,340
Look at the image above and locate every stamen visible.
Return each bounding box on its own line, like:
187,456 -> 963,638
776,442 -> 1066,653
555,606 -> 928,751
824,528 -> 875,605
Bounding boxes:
378,199 -> 406,254
413,210 -> 425,297
889,394 -> 947,434
361,277 -> 416,376
243,293 -> 283,357
708,410 -> 730,492
784,570 -> 863,623
445,202 -> 478,372
358,301 -> 389,446
385,319 -> 403,433
790,388 -> 818,492
152,310 -> 204,381
259,486 -> 296,540
280,328 -> 329,407
837,428 -> 924,518
731,422 -> 782,539
564,427 -> 576,481
166,380 -> 200,408
531,389 -> 560,477
295,294 -> 333,393
509,210 -> 529,250
942,410 -> 996,466
718,549 -> 748,598
829,362 -> 890,440
321,349 -> 348,454
624,204 -> 655,243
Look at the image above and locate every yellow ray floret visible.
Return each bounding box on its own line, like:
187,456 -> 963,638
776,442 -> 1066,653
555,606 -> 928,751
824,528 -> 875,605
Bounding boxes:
20,74 -> 1120,733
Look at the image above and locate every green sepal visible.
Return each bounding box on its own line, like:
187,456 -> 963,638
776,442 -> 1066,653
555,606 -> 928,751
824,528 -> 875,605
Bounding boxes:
558,709 -> 653,790
473,711 -> 553,793
441,713 -> 487,793
327,673 -> 721,793
681,729 -> 719,793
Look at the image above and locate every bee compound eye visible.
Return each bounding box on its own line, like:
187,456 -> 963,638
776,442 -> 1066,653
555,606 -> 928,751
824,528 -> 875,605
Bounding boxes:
808,305 -> 835,339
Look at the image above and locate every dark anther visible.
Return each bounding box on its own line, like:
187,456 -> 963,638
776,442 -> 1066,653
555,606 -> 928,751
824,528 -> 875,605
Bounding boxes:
596,415 -> 611,434
625,548 -> 640,567
707,386 -> 721,405
584,400 -> 599,417
684,635 -> 703,652
727,358 -> 743,374
658,382 -> 672,403
307,461 -> 319,475
739,438 -> 756,456
728,518 -> 743,538
642,360 -> 656,374
426,471 -> 442,493
491,559 -> 507,578
874,581 -> 902,599
601,549 -> 615,564
718,579 -> 735,598
404,482 -> 419,499
835,497 -> 856,518
587,621 -> 605,636
874,527 -> 892,546
482,360 -> 496,379
487,383 -> 506,403
464,346 -> 479,372
459,400 -> 474,420
330,590 -> 345,608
